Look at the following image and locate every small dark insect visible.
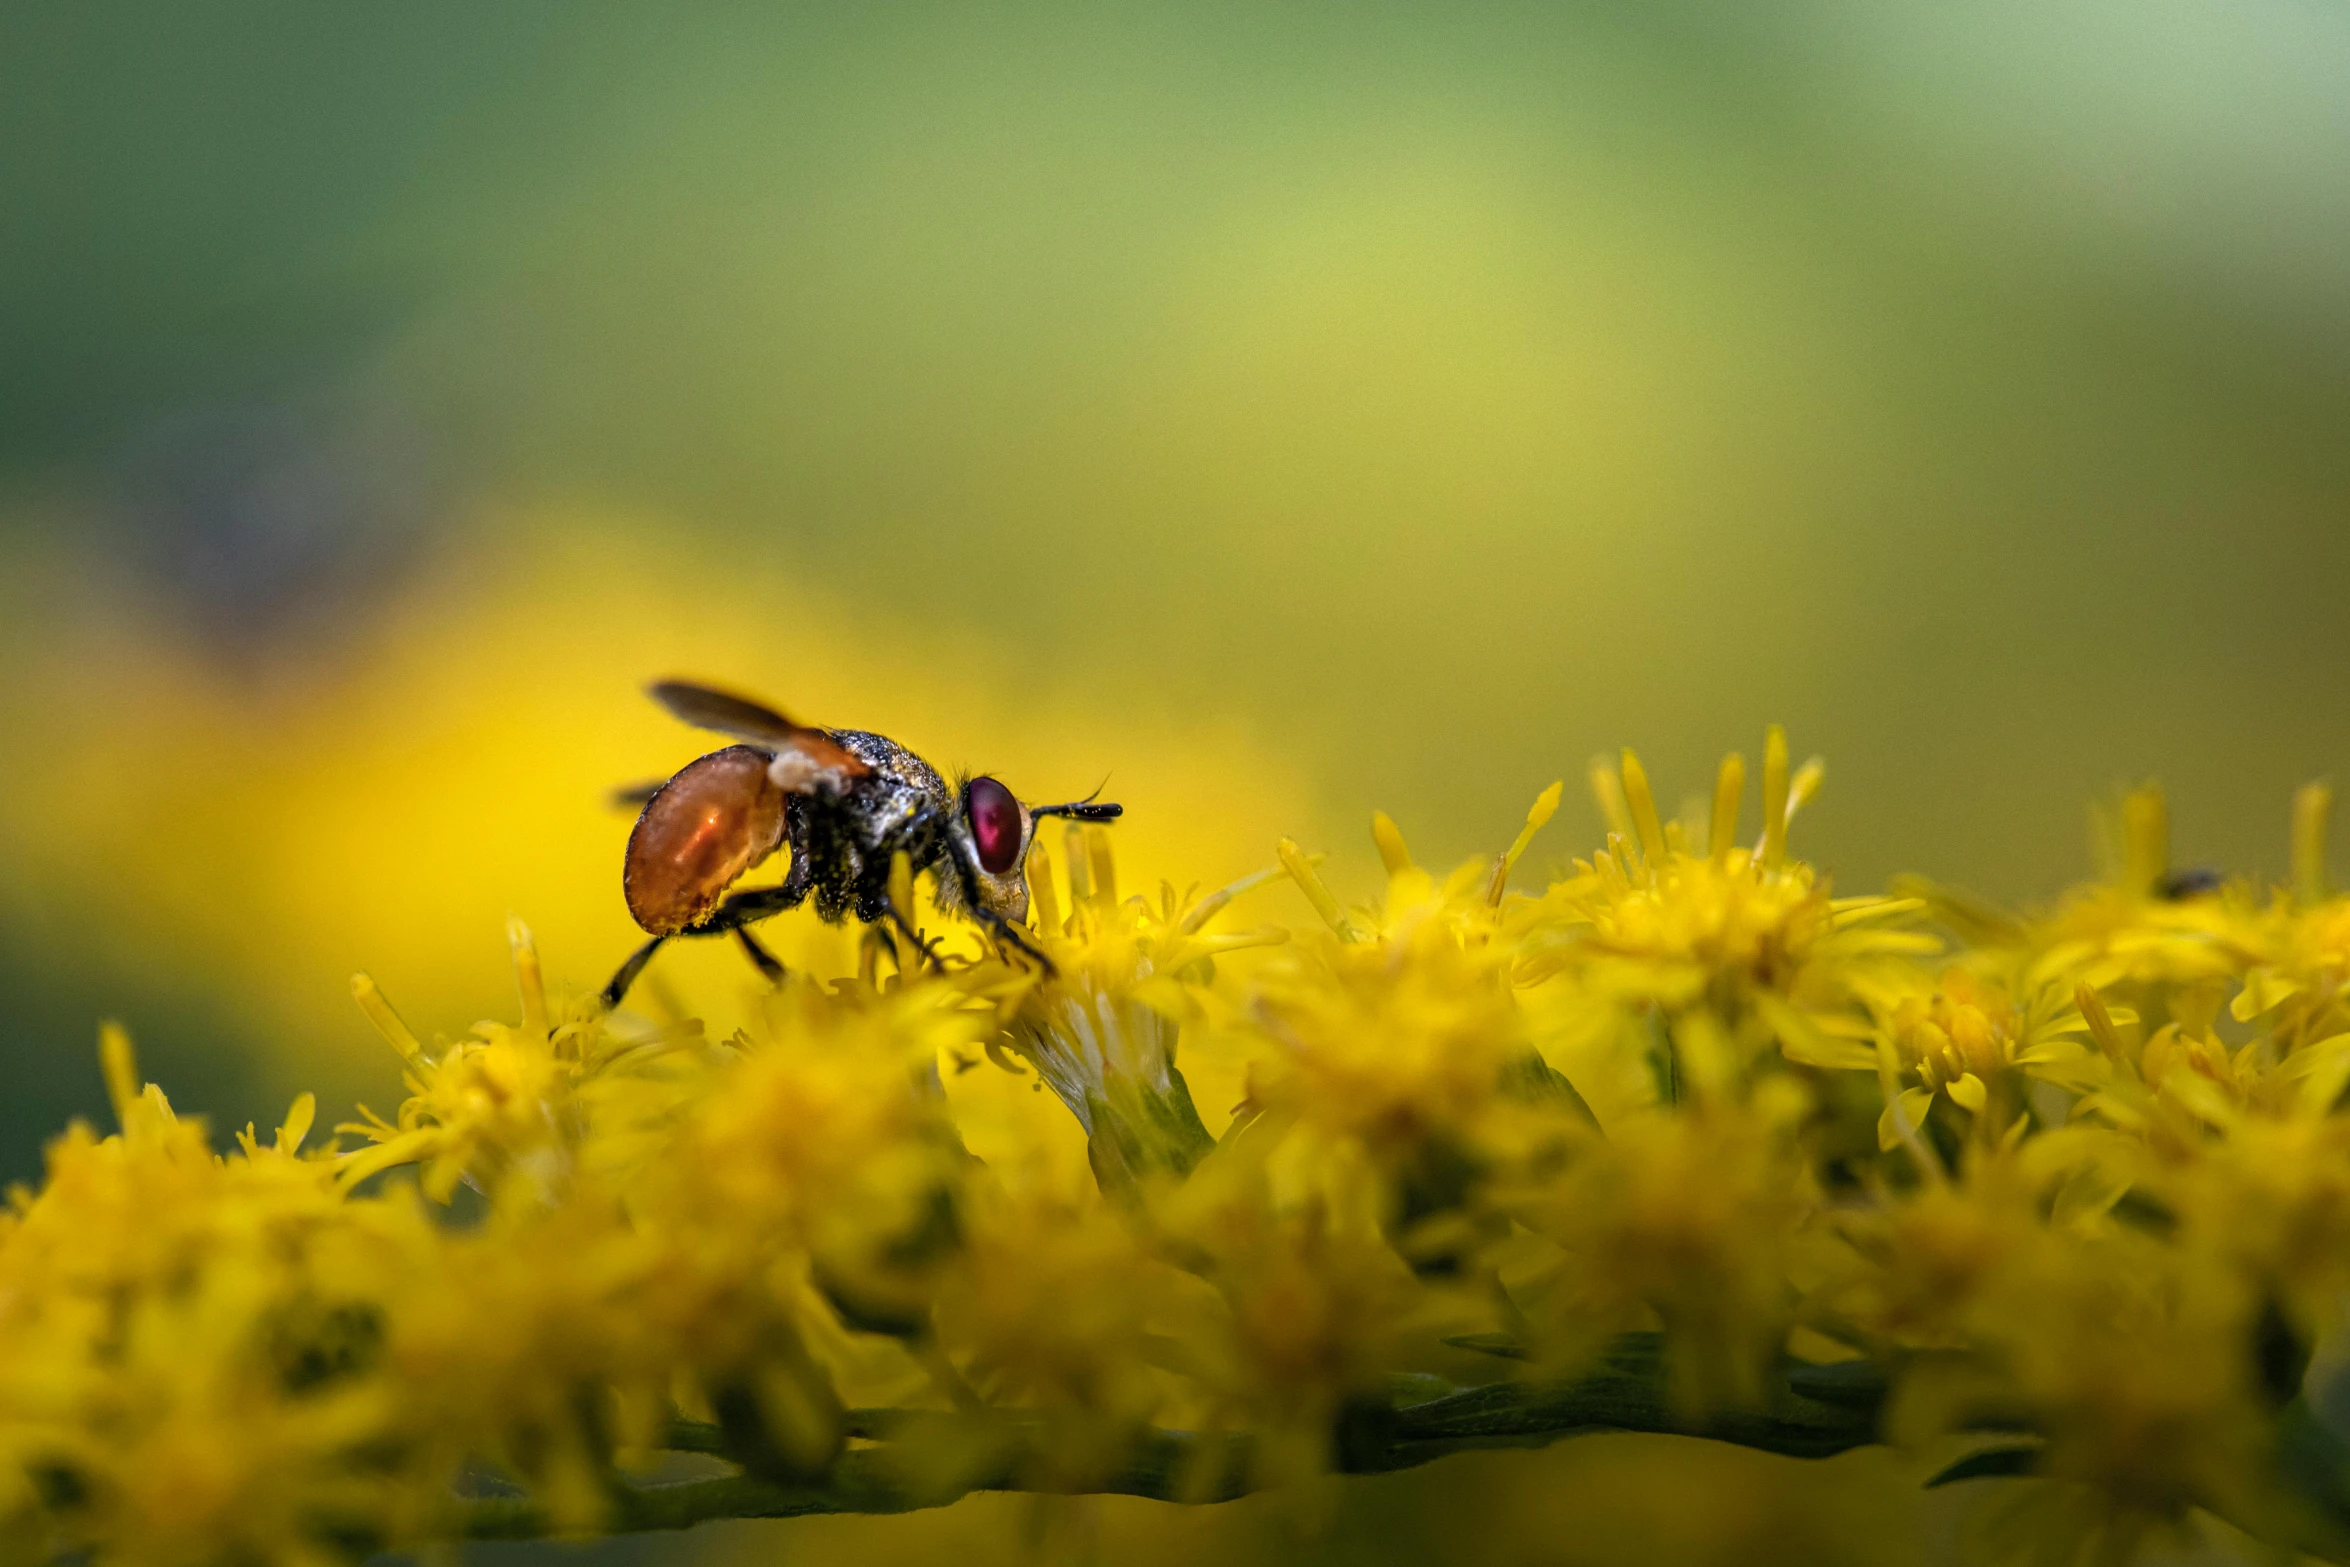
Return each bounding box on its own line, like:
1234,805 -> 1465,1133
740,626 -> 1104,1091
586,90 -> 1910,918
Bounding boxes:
2156,866 -> 2226,901
602,680 -> 1121,1007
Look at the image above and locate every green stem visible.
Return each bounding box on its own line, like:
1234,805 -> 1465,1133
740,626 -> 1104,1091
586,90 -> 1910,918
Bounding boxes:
461,1338 -> 1876,1542
453,1340 -> 2350,1564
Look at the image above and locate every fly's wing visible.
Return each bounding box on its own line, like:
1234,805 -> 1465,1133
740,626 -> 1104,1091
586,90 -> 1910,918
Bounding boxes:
622,745 -> 791,934
648,681 -> 803,746
647,679 -> 871,795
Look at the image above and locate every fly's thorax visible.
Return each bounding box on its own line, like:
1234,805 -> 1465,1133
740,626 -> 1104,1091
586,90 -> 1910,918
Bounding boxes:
827,730 -> 952,830
795,728 -> 956,920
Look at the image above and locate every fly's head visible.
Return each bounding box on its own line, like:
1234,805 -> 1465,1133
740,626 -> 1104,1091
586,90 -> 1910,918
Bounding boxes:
957,775 -> 1034,922
955,775 -> 1123,923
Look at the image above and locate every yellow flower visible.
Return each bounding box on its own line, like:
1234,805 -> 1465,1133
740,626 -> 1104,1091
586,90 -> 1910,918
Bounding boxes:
1151,1143 -> 1441,1488
2029,786 -> 2274,1006
1860,965 -> 2097,1144
932,1183 -> 1206,1485
7,735 -> 2350,1562
0,1029 -> 434,1566
1506,1085 -> 1818,1409
977,826 -> 1285,1192
1515,736 -> 1926,1107
2170,1115 -> 2350,1340
1244,890 -> 1524,1158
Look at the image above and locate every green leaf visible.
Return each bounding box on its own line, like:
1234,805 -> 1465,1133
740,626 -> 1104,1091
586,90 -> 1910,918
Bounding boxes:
1785,1358 -> 1889,1412
1926,1446 -> 2041,1487
1442,1332 -> 1531,1361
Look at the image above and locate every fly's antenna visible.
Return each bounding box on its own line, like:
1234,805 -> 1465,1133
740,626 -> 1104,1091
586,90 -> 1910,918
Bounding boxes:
1033,801 -> 1123,821
1032,779 -> 1122,822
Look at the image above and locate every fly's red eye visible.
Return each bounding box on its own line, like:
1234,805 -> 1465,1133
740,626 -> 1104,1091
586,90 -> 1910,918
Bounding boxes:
966,776 -> 1023,874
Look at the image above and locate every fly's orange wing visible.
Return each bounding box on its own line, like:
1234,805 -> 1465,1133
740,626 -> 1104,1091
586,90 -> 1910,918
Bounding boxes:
622,745 -> 789,934
648,679 -> 870,793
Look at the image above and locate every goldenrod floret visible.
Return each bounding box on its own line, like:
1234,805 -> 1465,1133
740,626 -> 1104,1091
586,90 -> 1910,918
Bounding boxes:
1522,739 -> 1912,988
1511,748 -> 1924,1104
1708,752 -> 1745,862
2028,784 -> 2280,1007
1153,1148 -> 1438,1487
2170,1116 -> 2350,1337
1508,1089 -> 1815,1408
1760,725 -> 1791,869
2034,884 -> 2265,996
1854,965 -> 2098,1142
2293,782 -> 2334,909
1523,848 -> 1831,997
1245,908 -> 1521,1156
985,831 -> 1283,1191
932,1185 -> 1204,1484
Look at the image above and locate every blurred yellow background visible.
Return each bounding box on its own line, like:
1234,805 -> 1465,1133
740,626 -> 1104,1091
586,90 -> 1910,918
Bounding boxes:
3,4 -> 2347,1562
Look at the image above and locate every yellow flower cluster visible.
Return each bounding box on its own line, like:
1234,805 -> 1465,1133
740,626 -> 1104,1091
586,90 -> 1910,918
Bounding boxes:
6,731 -> 2350,1563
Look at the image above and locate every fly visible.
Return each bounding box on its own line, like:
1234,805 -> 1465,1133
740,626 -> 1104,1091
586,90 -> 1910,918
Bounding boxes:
603,680 -> 1119,1006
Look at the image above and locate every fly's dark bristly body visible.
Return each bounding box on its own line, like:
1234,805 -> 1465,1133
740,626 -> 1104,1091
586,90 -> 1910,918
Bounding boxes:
601,680 -> 1121,1007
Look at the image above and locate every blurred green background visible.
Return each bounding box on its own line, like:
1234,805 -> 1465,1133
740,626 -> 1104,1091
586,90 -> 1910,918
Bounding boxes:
3,4 -> 2347,1560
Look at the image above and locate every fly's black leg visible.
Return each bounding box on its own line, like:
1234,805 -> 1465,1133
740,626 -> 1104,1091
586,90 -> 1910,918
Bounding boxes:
943,835 -> 1057,976
734,926 -> 786,983
980,908 -> 1054,973
709,882 -> 811,927
857,799 -> 959,972
885,906 -> 947,972
704,883 -> 809,987
603,936 -> 668,1008
605,882 -> 812,1007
